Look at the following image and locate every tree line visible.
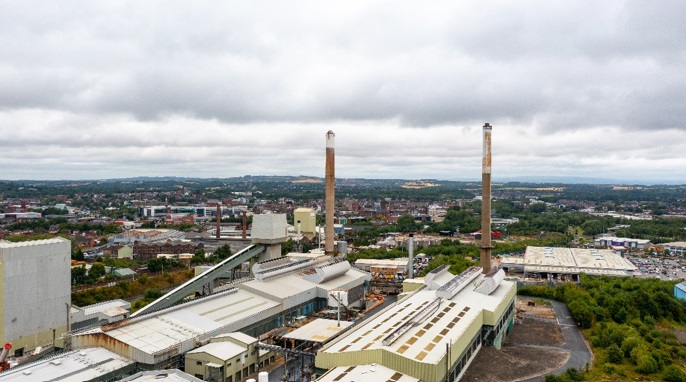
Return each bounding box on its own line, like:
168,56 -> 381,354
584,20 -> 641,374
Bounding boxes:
521,275 -> 686,382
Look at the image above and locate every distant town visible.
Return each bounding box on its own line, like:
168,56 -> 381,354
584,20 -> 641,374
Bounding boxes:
1,176 -> 686,382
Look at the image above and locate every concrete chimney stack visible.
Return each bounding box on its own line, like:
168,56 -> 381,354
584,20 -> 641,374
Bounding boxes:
242,211 -> 247,239
325,130 -> 336,256
216,204 -> 221,239
481,123 -> 493,274
408,234 -> 414,279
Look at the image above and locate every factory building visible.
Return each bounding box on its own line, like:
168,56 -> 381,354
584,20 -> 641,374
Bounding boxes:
109,229 -> 186,246
501,246 -> 637,281
316,266 -> 516,382
120,369 -> 204,382
184,332 -> 272,382
318,365 -> 420,382
294,208 -> 317,240
0,238 -> 71,355
69,254 -> 370,369
0,347 -> 135,382
69,299 -> 131,331
353,258 -> 409,276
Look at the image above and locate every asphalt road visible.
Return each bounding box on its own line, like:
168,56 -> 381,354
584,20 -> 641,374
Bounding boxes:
551,301 -> 593,373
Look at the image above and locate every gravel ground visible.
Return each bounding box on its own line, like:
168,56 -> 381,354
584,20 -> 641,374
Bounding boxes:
460,297 -> 591,382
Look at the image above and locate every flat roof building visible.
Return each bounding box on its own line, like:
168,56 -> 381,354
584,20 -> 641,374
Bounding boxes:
0,347 -> 135,382
501,246 -> 637,281
662,242 -> 686,256
593,236 -> 650,250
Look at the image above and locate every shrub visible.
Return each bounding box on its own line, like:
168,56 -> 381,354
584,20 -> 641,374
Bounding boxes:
635,354 -> 658,374
663,365 -> 686,382
606,343 -> 623,364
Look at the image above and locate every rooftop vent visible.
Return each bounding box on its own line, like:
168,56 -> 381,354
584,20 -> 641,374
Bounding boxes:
436,267 -> 482,300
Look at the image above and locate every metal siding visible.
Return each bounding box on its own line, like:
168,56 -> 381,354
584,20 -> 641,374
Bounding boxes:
1,239 -> 71,351
482,282 -> 517,326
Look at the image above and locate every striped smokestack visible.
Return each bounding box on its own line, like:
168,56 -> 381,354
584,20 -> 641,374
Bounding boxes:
481,123 -> 493,274
325,130 -> 336,255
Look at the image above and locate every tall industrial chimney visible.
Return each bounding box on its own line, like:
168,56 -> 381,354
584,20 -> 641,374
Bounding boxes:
481,123 -> 493,274
242,211 -> 247,239
408,234 -> 414,279
216,203 -> 221,239
325,130 -> 336,256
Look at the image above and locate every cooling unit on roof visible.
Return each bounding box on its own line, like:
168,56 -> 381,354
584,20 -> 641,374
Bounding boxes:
435,266 -> 482,300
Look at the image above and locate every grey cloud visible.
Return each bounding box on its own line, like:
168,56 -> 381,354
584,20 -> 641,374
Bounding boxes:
2,1 -> 685,131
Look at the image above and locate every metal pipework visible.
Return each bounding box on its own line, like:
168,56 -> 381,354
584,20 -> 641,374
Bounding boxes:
325,130 -> 336,255
481,123 -> 493,274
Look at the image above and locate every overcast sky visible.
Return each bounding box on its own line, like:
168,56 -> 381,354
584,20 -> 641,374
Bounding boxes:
1,1 -> 685,183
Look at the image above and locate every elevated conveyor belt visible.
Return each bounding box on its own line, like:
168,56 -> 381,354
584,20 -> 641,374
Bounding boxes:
131,244 -> 265,317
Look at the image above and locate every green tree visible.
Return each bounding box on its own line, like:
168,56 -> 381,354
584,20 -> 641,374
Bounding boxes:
396,214 -> 418,232
71,266 -> 88,285
213,244 -> 233,261
89,263 -> 106,280
72,248 -> 85,261
529,203 -> 547,213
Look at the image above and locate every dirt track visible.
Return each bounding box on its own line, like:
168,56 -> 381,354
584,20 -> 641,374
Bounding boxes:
461,297 -> 580,382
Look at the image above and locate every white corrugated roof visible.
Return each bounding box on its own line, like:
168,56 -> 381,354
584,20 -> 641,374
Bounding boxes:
120,369 -> 204,381
322,274 -> 515,365
502,246 -> 636,273
186,341 -> 246,361
318,364 -> 419,382
99,289 -> 279,355
0,347 -> 133,381
81,299 -> 130,316
283,318 -> 353,342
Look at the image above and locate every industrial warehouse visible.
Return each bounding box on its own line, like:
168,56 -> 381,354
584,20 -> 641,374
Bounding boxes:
316,266 -> 516,382
501,246 -> 637,281
69,252 -> 370,368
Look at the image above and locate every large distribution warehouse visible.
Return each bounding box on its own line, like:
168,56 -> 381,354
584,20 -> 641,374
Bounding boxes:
501,246 -> 636,281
